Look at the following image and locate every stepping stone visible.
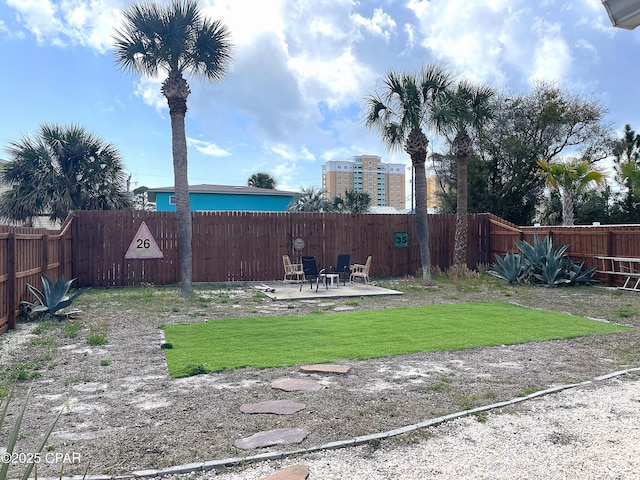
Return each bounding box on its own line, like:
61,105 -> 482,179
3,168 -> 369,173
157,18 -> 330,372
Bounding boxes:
240,400 -> 306,415
234,428 -> 308,450
333,306 -> 355,312
271,378 -> 322,392
259,464 -> 310,480
300,364 -> 351,374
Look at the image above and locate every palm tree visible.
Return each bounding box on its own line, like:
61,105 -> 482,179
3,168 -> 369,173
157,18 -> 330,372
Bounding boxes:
537,159 -> 605,226
0,124 -> 131,226
343,189 -> 371,214
113,0 -> 232,296
287,186 -> 330,212
364,65 -> 452,283
431,80 -> 495,266
247,173 -> 277,189
329,189 -> 371,213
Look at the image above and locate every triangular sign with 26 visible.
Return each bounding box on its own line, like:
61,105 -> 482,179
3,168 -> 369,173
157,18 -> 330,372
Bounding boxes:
125,221 -> 164,259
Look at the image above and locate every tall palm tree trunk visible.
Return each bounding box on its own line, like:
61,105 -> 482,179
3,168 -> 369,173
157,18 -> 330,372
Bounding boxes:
171,112 -> 193,295
453,132 -> 472,267
406,129 -> 432,284
164,73 -> 193,295
561,190 -> 575,226
454,157 -> 468,266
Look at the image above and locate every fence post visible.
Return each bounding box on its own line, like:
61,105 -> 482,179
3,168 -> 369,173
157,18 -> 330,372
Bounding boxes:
607,228 -> 615,257
42,234 -> 49,277
7,233 -> 15,330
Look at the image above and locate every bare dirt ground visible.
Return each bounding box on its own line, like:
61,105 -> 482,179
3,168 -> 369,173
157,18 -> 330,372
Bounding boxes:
1,275 -> 639,478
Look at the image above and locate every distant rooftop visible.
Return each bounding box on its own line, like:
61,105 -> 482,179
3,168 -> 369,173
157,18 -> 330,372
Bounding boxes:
368,206 -> 400,214
146,184 -> 296,202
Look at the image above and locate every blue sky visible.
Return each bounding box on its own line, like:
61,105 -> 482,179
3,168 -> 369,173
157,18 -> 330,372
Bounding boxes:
1,0 -> 639,205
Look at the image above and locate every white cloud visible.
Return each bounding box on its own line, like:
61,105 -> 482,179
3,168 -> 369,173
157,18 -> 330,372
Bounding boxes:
351,8 -> 397,42
133,77 -> 166,113
267,143 -> 315,163
187,138 -> 231,157
408,0 -> 517,84
403,23 -> 416,51
309,16 -> 348,40
6,0 -> 62,43
528,19 -> 571,84
200,0 -> 286,48
6,0 -> 124,52
405,0 -> 609,91
289,48 -> 377,110
262,143 -> 317,189
0,18 -> 26,40
575,38 -> 599,61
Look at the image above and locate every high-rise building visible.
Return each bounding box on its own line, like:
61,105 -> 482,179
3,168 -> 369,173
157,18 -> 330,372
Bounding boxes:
426,175 -> 439,211
322,155 -> 406,210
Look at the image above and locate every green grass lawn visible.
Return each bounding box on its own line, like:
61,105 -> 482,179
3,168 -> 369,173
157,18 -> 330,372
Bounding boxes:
162,301 -> 631,377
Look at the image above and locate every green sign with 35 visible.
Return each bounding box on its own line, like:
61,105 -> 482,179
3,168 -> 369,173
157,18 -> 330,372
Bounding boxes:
394,232 -> 408,248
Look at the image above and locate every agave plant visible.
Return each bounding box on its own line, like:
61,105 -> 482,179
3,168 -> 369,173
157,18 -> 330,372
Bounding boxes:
488,251 -> 529,284
531,256 -> 571,286
21,274 -> 88,319
516,234 -> 568,270
490,234 -> 597,287
565,258 -> 598,285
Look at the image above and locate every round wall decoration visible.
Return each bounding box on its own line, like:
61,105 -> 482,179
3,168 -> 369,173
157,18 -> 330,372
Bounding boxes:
293,237 -> 305,251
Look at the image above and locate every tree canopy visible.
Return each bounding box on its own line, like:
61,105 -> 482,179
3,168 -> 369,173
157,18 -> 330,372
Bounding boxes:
330,189 -> 372,214
247,172 -> 277,189
288,186 -> 330,212
433,81 -> 613,226
0,124 -> 131,225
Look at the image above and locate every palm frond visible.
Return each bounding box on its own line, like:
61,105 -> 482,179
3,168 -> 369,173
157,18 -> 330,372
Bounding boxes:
114,0 -> 232,81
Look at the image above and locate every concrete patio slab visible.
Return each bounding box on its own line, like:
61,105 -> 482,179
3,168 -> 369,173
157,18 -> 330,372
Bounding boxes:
256,281 -> 403,301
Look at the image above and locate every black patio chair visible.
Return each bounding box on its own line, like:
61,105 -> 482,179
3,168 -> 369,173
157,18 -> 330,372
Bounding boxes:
330,254 -> 351,286
300,256 -> 325,291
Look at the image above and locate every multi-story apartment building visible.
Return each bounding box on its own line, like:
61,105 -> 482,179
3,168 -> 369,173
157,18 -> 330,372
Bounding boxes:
426,175 -> 439,211
322,154 -> 406,210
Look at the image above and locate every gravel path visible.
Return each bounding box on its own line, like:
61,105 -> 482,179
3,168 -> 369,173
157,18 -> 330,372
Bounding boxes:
208,373 -> 640,480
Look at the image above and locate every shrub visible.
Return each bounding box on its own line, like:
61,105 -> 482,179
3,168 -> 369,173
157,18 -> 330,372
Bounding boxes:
87,333 -> 108,346
64,321 -> 82,338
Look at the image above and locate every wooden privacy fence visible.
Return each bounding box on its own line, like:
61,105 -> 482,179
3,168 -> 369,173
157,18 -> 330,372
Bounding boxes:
3,210 -> 640,334
0,221 -> 73,334
71,210 -> 491,287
